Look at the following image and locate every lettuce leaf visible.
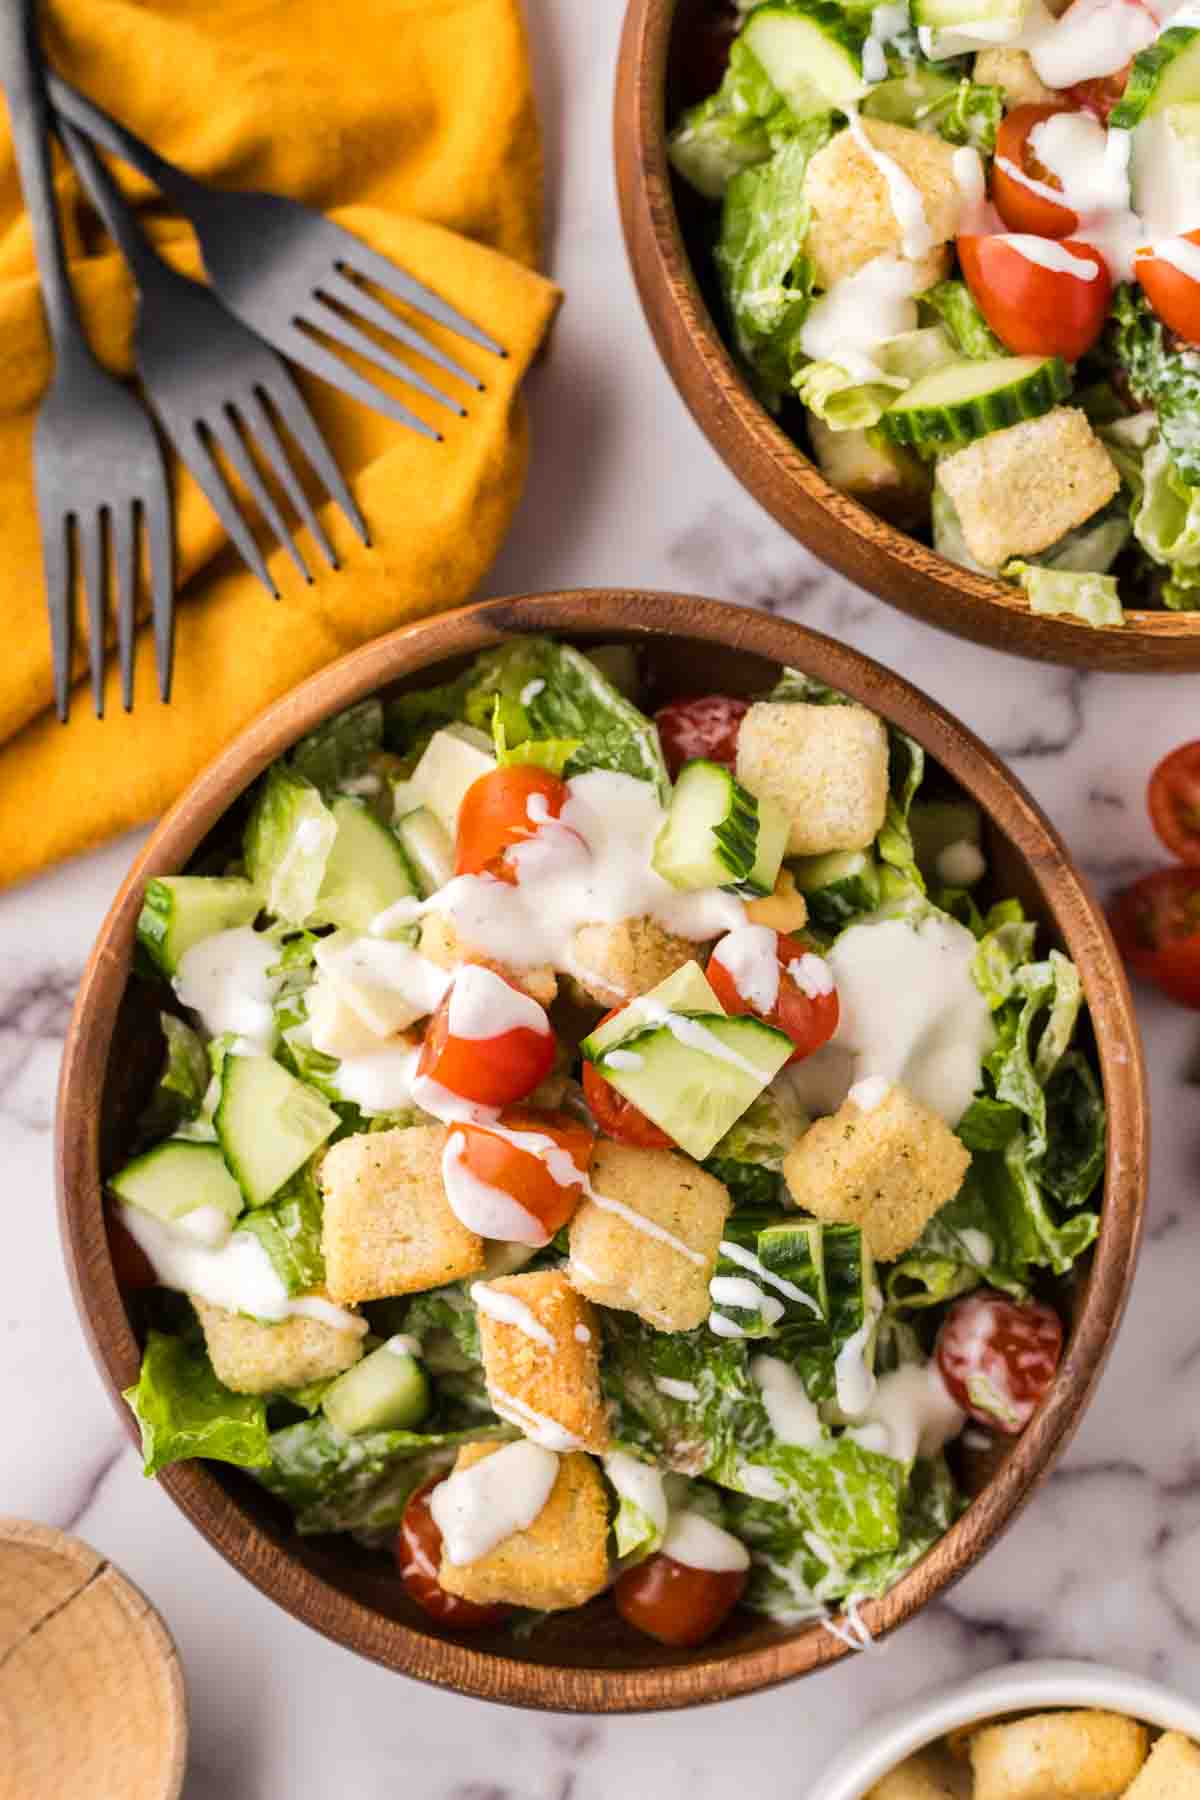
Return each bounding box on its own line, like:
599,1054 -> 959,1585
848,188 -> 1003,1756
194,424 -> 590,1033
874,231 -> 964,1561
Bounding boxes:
290,699 -> 383,794
1010,565 -> 1124,629
668,36 -> 794,199
244,767 -> 337,925
134,1013 -> 209,1148
235,1164 -> 326,1297
124,1331 -> 270,1478
702,1084 -> 809,1208
1133,433 -> 1200,609
1110,285 -> 1200,488
877,729 -> 926,902
922,280 -> 1003,359
794,326 -> 957,432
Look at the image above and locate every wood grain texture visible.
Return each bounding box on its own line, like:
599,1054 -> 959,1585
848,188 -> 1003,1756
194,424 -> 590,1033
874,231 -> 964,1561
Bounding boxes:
613,0 -> 1200,672
0,1519 -> 187,1800
56,591 -> 1148,1711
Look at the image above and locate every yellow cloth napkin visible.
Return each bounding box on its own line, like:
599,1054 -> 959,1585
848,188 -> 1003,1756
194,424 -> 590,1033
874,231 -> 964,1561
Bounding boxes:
0,0 -> 560,887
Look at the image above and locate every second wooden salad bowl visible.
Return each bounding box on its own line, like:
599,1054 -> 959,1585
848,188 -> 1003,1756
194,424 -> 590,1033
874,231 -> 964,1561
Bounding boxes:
57,591 -> 1147,1711
614,0 -> 1200,673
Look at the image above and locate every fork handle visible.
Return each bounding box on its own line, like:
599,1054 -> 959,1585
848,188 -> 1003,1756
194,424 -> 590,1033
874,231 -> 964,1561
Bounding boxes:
0,0 -> 86,354
45,70 -> 200,210
57,118 -> 161,290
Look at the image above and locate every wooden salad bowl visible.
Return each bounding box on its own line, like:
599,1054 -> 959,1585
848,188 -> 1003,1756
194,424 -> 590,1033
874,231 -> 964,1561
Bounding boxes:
57,591 -> 1147,1712
614,0 -> 1200,672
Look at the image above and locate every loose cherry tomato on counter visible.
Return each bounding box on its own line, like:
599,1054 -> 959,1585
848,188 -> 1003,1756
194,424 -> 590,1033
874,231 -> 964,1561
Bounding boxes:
1148,740 -> 1200,864
958,233 -> 1111,361
107,1211 -> 157,1290
450,1110 -> 595,1241
1066,66 -> 1131,122
395,1478 -> 511,1629
417,967 -> 556,1105
1135,228 -> 1200,346
935,1291 -> 1064,1434
654,696 -> 750,781
615,1553 -> 747,1647
582,1008 -> 674,1149
1110,866 -> 1200,1008
707,929 -> 839,1065
992,105 -> 1078,238
454,766 -> 569,883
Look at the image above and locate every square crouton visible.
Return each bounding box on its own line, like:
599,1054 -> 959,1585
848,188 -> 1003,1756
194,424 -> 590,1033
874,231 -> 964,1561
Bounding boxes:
937,409 -> 1120,570
568,1143 -> 730,1332
969,1710 -> 1148,1800
743,868 -> 809,935
569,917 -> 698,1008
320,1125 -> 483,1304
193,1293 -> 364,1395
418,910 -> 557,1007
737,701 -> 889,857
804,119 -> 960,288
783,1085 -> 970,1262
437,1442 -> 610,1610
867,1747 -> 972,1800
474,1270 -> 609,1451
1122,1732 -> 1200,1799
973,47 -> 1058,108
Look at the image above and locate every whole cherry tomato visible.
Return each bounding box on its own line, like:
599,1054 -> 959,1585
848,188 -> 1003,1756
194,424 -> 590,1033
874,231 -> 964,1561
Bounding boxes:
1110,866 -> 1200,1008
655,696 -> 750,781
582,1007 -> 674,1149
992,105 -> 1078,238
455,766 -> 569,883
395,1477 -> 511,1629
936,1291 -> 1064,1434
1148,741 -> 1200,865
958,234 -> 1111,361
418,966 -> 556,1105
1136,228 -> 1200,347
707,928 -> 839,1066
450,1110 -> 595,1241
615,1552 -> 747,1647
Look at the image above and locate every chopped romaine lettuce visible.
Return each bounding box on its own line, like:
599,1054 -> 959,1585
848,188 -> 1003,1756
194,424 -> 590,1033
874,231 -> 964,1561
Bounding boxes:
244,767 -> 337,925
1132,433 -> 1200,609
124,1330 -> 270,1478
877,729 -> 926,903
290,699 -> 383,794
402,1281 -> 484,1368
1111,285 -> 1200,489
702,1083 -> 809,1207
234,1163 -> 326,1296
1010,565 -> 1125,629
794,327 -> 957,432
922,280 -> 1003,359
134,1013 -> 209,1148
668,36 -> 794,199
490,712 -> 581,776
606,1448 -> 668,1562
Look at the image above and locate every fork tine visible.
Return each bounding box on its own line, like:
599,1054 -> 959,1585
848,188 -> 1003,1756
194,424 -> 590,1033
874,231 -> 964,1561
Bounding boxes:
241,390 -> 337,570
260,371 -> 369,546
145,487 -> 176,702
207,411 -> 310,583
112,502 -> 136,711
337,241 -> 505,357
306,299 -> 465,415
80,511 -> 107,719
182,425 -> 280,600
320,270 -> 482,391
38,509 -> 73,723
277,329 -> 441,439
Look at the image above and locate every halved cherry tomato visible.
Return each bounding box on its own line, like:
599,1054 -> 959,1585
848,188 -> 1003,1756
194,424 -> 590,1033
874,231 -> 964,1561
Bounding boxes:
107,1211 -> 157,1290
582,1008 -> 674,1148
958,233 -> 1111,362
1148,741 -> 1200,864
454,766 -> 569,883
1110,866 -> 1200,1008
1135,228 -> 1200,346
1066,66 -> 1130,122
418,968 -> 556,1105
992,105 -> 1078,238
707,930 -> 839,1066
615,1553 -> 747,1647
395,1477 -> 511,1629
935,1291 -> 1063,1434
655,696 -> 750,781
450,1110 -> 595,1241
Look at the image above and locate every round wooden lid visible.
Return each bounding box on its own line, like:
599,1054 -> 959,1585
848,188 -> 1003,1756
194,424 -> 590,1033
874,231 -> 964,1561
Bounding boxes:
0,1519 -> 187,1800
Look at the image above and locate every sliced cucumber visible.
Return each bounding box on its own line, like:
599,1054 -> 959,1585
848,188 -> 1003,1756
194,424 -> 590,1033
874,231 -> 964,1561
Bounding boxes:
879,355 -> 1071,450
215,1054 -> 338,1208
581,962 -> 722,1059
314,798 -> 416,932
716,1214 -> 831,1342
791,847 -> 880,928
758,1219 -> 829,1331
137,876 -> 259,976
653,759 -> 788,897
584,1014 -> 793,1162
406,725 -> 496,838
910,799 -> 982,880
321,1340 -> 431,1434
109,1139 -> 244,1227
395,807 -> 454,898
862,67 -> 959,128
743,2 -> 869,118
1112,26 -> 1200,127
912,0 -> 1027,29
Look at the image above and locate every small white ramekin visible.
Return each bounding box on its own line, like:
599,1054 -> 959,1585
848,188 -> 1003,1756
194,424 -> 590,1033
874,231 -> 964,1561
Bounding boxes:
810,1659 -> 1200,1799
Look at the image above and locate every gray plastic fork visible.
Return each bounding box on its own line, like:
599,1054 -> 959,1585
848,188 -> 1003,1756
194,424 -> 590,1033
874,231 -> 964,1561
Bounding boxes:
0,0 -> 173,719
48,73 -> 506,440
59,121 -> 369,599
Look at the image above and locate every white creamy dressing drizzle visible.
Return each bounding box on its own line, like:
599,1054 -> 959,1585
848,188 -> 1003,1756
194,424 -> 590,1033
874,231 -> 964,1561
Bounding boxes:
959,1226 -> 994,1266
315,935 -> 452,1035
445,1134 -> 549,1245
470,1281 -> 558,1350
1147,233 -> 1200,280
752,1354 -> 824,1448
845,106 -> 935,260
848,1362 -> 965,1463
709,1275 -> 786,1328
799,255 -> 923,373
655,1376 -> 701,1401
489,1386 -> 587,1450
430,1440 -> 559,1564
173,1205 -> 233,1248
863,0 -> 912,80
519,678 -> 546,705
936,839 -> 987,887
847,1075 -> 892,1112
998,233 -> 1102,278
789,952 -> 835,999
337,772 -> 381,798
603,1047 -> 644,1071
446,964 -> 550,1040
662,1510 -> 751,1574
953,145 -> 1000,235
605,1451 -> 670,1537
385,1333 -> 422,1357
710,925 -> 781,1015
290,1294 -> 368,1334
334,1041 -> 421,1113
834,1289 -> 884,1418
579,1183 -> 708,1265
174,926 -> 279,1051
718,1239 -> 823,1311
631,995 -> 775,1082
1024,111 -> 1143,282
574,1323 -> 592,1343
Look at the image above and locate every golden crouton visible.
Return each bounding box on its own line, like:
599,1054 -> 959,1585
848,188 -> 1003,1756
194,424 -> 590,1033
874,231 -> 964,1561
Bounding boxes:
437,1442 -> 610,1611
193,1293 -> 364,1396
973,47 -> 1058,108
569,916 -> 698,1008
744,868 -> 809,934
474,1270 -> 609,1452
937,409 -> 1121,570
804,119 -> 961,288
867,1746 -> 972,1800
969,1710 -> 1148,1800
568,1143 -> 730,1332
808,417 -> 933,532
783,1085 -> 970,1262
737,701 -> 890,857
320,1125 -> 483,1304
1122,1732 -> 1200,1799
418,910 -> 557,1007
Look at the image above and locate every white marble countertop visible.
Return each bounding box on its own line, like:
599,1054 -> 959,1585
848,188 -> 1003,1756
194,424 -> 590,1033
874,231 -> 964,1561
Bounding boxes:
6,4 -> 1200,1794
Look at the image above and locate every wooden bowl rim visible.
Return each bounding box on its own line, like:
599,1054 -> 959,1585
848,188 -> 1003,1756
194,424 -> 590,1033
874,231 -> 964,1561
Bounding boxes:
612,0 -> 1200,672
57,589 -> 1148,1712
